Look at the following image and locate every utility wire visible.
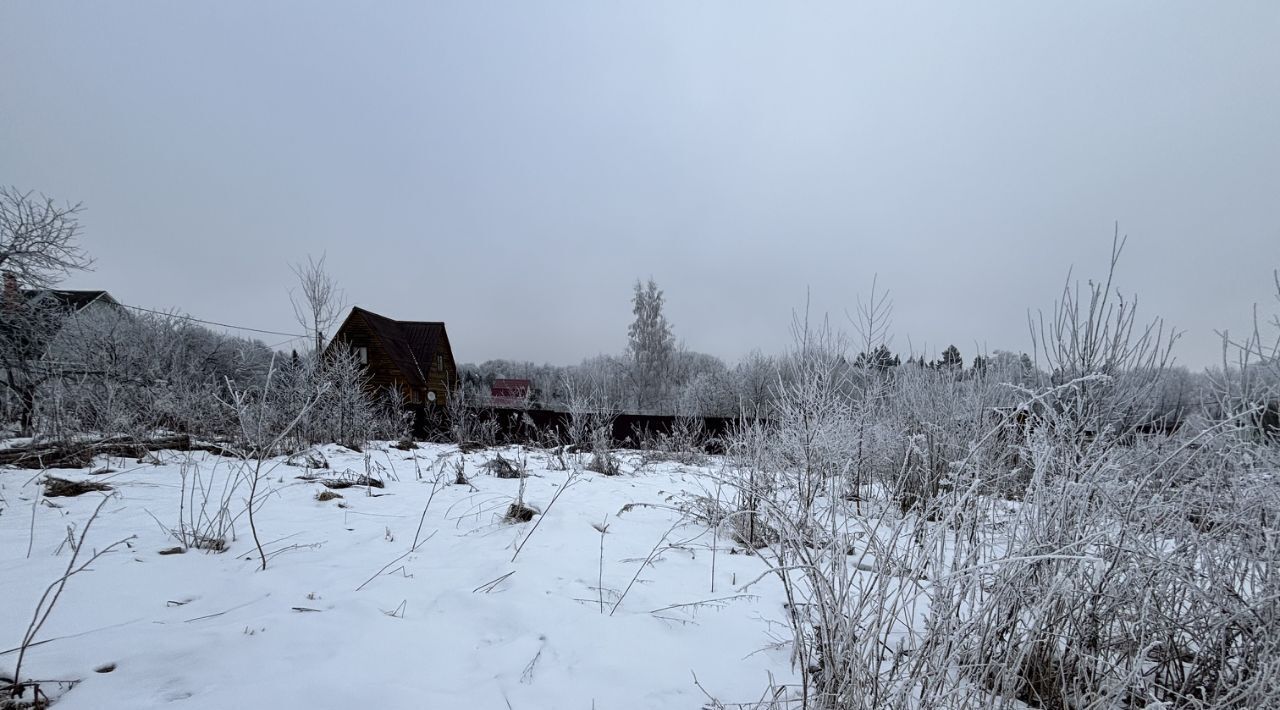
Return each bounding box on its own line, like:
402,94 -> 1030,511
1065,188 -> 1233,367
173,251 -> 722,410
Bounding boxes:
266,335 -> 310,351
115,302 -> 308,339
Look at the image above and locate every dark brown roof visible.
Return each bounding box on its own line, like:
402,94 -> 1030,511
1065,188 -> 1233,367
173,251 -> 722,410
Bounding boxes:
22,289 -> 117,312
351,307 -> 448,390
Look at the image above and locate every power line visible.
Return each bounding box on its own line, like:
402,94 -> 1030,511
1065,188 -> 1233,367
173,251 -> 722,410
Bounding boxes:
115,302 -> 307,339
266,335 -> 310,350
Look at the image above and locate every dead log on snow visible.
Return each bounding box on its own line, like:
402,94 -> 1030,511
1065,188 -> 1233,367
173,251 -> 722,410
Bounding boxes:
0,434 -> 239,469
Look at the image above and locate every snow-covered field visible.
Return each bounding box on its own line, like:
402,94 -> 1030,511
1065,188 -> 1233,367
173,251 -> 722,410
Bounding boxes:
1,444 -> 794,709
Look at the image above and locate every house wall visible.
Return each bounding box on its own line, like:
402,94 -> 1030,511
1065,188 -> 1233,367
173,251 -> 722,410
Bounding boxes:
423,333 -> 458,404
329,311 -> 459,406
331,315 -> 421,402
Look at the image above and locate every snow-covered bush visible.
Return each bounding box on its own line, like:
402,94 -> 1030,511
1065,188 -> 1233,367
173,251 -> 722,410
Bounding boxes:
31,308 -> 272,439
712,258 -> 1280,709
16,303 -> 404,452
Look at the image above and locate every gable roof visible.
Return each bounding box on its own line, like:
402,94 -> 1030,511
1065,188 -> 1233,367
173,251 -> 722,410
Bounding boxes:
346,307 -> 449,390
0,290 -> 121,355
22,289 -> 118,312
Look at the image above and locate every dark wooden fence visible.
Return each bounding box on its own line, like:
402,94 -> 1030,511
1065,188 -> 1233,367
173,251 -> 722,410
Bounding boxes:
412,405 -> 760,452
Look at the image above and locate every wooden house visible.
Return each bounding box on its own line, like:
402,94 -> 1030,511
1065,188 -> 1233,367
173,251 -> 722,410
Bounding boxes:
327,307 -> 458,405
490,378 -> 532,407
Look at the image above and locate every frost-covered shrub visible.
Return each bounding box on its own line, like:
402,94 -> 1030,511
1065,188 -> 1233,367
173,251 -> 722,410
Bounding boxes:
31,308 -> 271,439
712,258 -> 1280,709
26,307 -> 396,451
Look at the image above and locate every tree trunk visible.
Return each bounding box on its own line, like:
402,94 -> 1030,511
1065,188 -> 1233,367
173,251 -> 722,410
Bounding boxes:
18,384 -> 35,437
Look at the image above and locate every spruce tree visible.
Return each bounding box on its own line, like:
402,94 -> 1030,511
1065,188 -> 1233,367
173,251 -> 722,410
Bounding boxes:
940,344 -> 963,371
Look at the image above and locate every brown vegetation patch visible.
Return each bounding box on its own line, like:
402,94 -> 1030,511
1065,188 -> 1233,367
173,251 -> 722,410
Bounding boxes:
318,474 -> 384,489
482,455 -> 525,479
504,502 -> 540,523
42,476 -> 111,498
586,452 -> 620,476
191,535 -> 227,552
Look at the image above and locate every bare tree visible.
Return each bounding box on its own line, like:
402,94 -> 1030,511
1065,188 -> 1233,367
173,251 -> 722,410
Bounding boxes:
1030,228 -> 1179,442
733,350 -> 777,419
850,274 -> 893,362
290,254 -> 344,355
0,187 -> 91,435
0,186 -> 91,289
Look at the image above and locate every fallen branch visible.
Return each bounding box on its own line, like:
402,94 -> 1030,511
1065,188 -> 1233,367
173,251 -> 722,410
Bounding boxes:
0,434 -> 232,469
472,571 -> 515,594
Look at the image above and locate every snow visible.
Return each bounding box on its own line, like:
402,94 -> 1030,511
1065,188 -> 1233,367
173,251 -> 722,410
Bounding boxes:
0,444 -> 796,709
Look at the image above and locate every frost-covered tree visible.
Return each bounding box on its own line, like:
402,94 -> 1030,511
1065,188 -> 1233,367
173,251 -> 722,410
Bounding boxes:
310,345 -> 380,448
0,187 -> 92,434
734,350 -> 778,418
940,344 -> 963,371
971,353 -> 988,376
460,358 -> 568,407
41,309 -> 276,437
676,359 -> 737,417
0,186 -> 91,288
626,278 -> 674,413
1030,232 -> 1177,439
574,354 -> 628,413
290,254 -> 344,356
989,349 -> 1038,385
0,294 -> 67,434
854,344 -> 897,373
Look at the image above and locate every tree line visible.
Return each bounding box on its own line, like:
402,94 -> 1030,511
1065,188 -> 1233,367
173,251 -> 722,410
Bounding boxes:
458,278 -> 1218,432
1,184 -> 1272,445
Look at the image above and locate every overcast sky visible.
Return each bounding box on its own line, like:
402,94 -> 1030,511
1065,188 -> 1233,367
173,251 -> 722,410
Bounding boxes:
3,2 -> 1277,368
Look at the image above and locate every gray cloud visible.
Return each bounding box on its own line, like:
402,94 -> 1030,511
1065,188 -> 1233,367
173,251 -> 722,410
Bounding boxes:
2,2 -> 1277,367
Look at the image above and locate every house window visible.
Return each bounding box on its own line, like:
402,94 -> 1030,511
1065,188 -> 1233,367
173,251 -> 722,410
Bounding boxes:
436,354 -> 443,370
357,347 -> 368,364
